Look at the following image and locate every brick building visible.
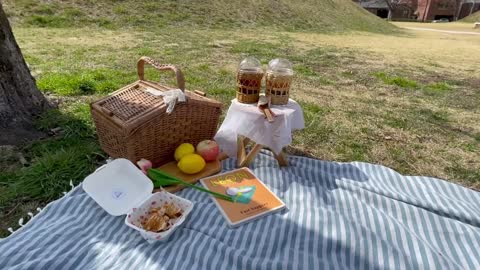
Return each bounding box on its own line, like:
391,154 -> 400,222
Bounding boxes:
417,0 -> 457,21
457,0 -> 480,19
356,0 -> 480,21
417,0 -> 480,21
356,0 -> 390,18
354,0 -> 417,19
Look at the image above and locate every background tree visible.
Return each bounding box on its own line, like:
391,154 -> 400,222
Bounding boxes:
383,0 -> 417,20
453,0 -> 466,20
0,3 -> 51,145
356,0 -> 417,20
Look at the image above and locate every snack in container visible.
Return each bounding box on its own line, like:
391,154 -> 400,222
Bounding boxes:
83,158 -> 193,243
125,191 -> 193,243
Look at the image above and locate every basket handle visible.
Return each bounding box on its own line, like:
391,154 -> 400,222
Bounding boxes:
137,56 -> 185,92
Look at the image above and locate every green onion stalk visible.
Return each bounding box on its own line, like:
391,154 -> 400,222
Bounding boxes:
137,159 -> 234,203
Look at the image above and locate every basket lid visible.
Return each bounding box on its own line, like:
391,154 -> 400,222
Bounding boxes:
96,83 -> 166,123
83,158 -> 154,216
93,81 -> 222,125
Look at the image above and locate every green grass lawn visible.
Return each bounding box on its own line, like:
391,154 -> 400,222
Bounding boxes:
3,0 -> 395,33
461,11 -> 480,23
1,1 -> 479,237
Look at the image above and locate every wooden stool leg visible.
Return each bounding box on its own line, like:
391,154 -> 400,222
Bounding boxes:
218,152 -> 229,161
243,137 -> 251,146
274,150 -> 288,167
239,143 -> 263,167
236,136 -> 247,167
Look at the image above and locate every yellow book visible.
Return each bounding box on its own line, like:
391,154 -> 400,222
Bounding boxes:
200,167 -> 286,227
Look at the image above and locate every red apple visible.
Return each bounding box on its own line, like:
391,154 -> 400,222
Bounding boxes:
196,140 -> 220,162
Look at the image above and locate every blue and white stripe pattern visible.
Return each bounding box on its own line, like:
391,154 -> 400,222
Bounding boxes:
1,151 -> 479,269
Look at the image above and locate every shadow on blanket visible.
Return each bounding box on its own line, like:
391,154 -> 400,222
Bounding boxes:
247,150 -> 369,207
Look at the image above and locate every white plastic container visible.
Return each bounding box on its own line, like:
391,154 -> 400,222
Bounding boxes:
83,158 -> 194,243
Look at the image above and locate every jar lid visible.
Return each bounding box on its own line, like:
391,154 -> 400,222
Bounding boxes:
239,56 -> 262,73
268,58 -> 293,75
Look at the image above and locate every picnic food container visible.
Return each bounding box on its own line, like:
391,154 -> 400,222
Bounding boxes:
83,158 -> 194,243
91,56 -> 222,166
265,58 -> 293,105
125,192 -> 193,243
236,57 -> 264,104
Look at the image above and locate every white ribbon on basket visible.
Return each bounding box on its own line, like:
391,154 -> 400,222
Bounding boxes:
145,88 -> 186,114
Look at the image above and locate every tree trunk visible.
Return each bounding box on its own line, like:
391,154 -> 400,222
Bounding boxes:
383,0 -> 394,20
0,3 -> 51,145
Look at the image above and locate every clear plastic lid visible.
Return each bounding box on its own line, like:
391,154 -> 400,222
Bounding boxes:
83,158 -> 154,216
238,56 -> 262,73
267,58 -> 293,76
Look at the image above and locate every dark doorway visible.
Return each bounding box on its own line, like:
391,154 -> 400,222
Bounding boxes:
377,9 -> 389,18
458,3 -> 473,19
434,15 -> 453,21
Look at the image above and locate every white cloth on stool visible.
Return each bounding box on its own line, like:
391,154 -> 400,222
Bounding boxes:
214,99 -> 305,157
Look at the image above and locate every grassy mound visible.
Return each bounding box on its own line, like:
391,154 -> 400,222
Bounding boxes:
461,11 -> 480,23
3,0 -> 395,33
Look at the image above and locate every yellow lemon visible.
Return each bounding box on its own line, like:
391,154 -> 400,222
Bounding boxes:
174,143 -> 195,161
178,154 -> 206,174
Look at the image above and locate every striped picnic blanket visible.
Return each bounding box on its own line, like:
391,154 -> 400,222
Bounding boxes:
1,151 -> 479,270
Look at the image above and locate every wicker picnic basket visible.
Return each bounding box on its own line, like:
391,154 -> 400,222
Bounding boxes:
90,56 -> 222,166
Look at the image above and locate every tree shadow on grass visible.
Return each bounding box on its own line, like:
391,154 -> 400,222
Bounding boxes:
285,145 -> 318,159
0,104 -> 106,237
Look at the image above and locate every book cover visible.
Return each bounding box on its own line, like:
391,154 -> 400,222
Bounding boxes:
200,167 -> 286,227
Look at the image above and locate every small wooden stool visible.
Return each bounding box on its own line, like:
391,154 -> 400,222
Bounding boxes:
214,99 -> 304,168
236,135 -> 288,167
